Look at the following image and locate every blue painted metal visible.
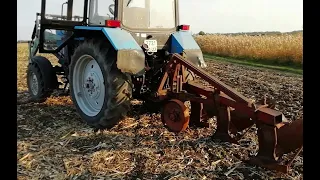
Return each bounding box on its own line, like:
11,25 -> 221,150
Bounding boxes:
74,37 -> 85,41
56,30 -> 65,46
170,31 -> 201,53
74,26 -> 141,50
56,30 -> 65,36
74,26 -> 102,31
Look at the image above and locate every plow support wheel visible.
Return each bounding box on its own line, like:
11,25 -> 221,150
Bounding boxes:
161,99 -> 190,132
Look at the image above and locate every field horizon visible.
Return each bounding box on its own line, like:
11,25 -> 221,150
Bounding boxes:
18,30 -> 303,72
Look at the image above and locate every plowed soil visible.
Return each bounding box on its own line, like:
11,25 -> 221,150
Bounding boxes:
17,43 -> 303,180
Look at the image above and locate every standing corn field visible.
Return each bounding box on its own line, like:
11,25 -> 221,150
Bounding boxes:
194,33 -> 303,66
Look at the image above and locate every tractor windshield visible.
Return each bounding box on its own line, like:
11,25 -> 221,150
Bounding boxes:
122,0 -> 176,30
89,0 -> 115,25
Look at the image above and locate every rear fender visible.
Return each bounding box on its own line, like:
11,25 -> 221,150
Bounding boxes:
170,31 -> 207,68
74,26 -> 145,76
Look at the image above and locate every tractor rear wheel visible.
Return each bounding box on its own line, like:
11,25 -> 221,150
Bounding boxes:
69,40 -> 132,130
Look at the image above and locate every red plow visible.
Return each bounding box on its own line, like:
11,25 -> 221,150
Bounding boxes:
156,54 -> 303,173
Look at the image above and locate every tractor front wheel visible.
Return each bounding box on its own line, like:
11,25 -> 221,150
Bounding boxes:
27,56 -> 57,102
69,40 -> 132,130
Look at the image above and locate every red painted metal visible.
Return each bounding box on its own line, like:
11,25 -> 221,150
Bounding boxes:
161,99 -> 190,132
156,53 -> 303,173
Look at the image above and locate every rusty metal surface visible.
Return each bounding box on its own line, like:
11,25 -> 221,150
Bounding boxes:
156,53 -> 303,173
170,54 -> 251,104
161,99 -> 190,132
249,119 -> 303,172
211,101 -> 254,143
256,108 -> 287,125
189,102 -> 210,128
229,110 -> 254,134
255,123 -> 280,162
183,81 -> 215,97
212,105 -> 239,143
277,119 -> 303,154
248,145 -> 303,173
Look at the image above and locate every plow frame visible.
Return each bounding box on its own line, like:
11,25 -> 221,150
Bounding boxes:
155,53 -> 303,173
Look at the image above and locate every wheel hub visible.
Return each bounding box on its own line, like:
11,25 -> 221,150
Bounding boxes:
30,72 -> 38,95
168,109 -> 180,122
72,55 -> 106,117
161,99 -> 190,132
84,72 -> 101,99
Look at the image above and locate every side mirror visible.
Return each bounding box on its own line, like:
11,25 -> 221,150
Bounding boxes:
109,4 -> 115,15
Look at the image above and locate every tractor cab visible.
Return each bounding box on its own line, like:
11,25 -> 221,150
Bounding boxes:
88,0 -> 180,50
29,0 -> 205,92
30,0 -> 205,70
89,0 -> 178,31
32,0 -> 186,53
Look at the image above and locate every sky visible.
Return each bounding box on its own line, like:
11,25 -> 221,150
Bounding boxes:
17,0 -> 303,40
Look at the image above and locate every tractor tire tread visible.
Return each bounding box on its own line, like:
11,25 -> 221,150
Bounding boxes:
70,40 -> 132,130
27,62 -> 52,103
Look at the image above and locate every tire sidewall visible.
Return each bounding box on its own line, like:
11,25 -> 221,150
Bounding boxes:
69,43 -> 111,124
27,64 -> 45,100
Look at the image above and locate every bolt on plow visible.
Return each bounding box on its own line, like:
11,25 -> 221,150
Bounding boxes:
157,54 -> 303,173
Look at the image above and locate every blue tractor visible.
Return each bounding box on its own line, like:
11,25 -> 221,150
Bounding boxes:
28,0 -> 207,131
27,1 -> 304,172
